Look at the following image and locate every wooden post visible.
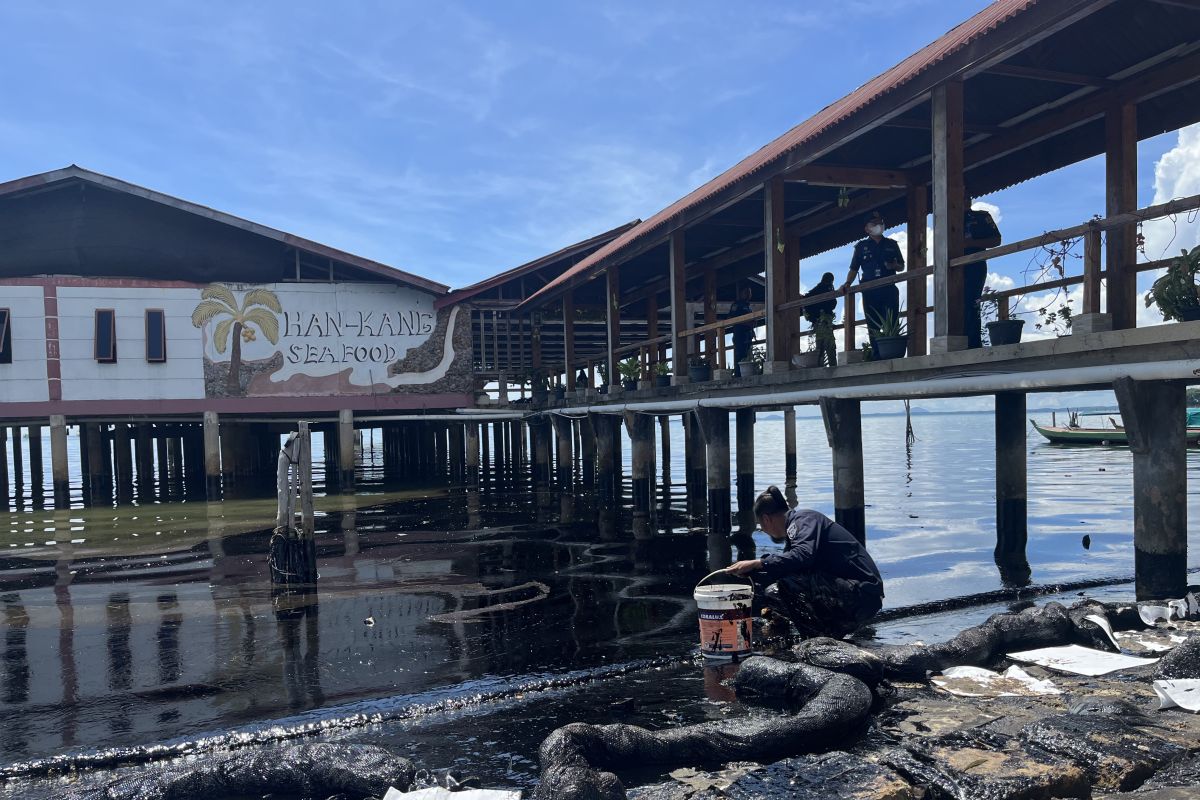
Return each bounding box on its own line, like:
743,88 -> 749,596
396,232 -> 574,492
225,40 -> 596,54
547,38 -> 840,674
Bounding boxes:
906,185 -> 929,356
552,415 -> 573,488
134,423 -> 153,495
995,392 -> 1029,584
764,175 -> 789,369
579,416 -> 596,486
784,407 -> 797,489
842,288 -> 856,356
11,427 -> 24,492
50,415 -> 69,507
606,266 -> 621,387
1115,378 -> 1187,600
703,268 -> 717,367
1084,229 -> 1102,315
670,230 -> 688,380
821,397 -> 865,543
337,409 -> 354,493
28,424 -> 43,498
697,407 -> 731,567
659,415 -> 670,484
684,412 -> 707,522
735,409 -> 755,530
624,413 -> 655,537
465,423 -> 480,480
563,293 -> 576,392
1106,102 -> 1138,330
0,426 -> 7,507
645,298 -> 658,378
590,414 -> 616,500
203,411 -> 221,500
113,425 -> 133,504
931,79 -> 967,353
299,422 -> 314,536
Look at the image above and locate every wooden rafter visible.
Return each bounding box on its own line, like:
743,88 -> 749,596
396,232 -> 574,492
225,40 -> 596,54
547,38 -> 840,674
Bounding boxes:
986,63 -> 1115,88
784,164 -> 914,188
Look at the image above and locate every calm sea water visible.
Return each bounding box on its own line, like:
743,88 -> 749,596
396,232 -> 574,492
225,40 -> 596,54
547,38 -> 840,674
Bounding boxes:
1,408 -> 1198,793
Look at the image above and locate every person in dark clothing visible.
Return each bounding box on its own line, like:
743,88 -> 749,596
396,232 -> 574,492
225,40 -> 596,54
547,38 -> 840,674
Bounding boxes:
803,272 -> 838,368
842,212 -> 903,359
576,369 -> 591,390
728,285 -> 754,377
725,486 -> 884,639
963,197 -> 1002,349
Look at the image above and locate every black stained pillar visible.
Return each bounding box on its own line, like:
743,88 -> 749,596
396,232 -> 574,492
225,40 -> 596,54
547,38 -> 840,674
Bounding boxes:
590,414 -> 616,501
113,425 -> 134,505
465,423 -> 480,481
579,416 -> 596,486
1115,378 -> 1187,600
684,412 -> 707,522
735,408 -> 755,529
50,416 -> 70,508
28,425 -> 44,501
820,397 -> 865,543
11,427 -> 24,495
697,407 -> 732,567
0,426 -> 8,509
624,412 -> 655,539
994,392 -> 1029,583
84,424 -> 107,504
531,419 -> 551,487
551,415 -> 573,489
134,423 -> 154,498
448,422 -> 465,480
784,407 -> 797,489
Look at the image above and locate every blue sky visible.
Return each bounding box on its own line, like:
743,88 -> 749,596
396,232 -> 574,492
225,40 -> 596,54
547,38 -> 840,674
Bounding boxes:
1,1 -> 1196,327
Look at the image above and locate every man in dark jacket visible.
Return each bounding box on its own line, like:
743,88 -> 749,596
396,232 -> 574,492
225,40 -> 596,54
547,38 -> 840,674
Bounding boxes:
803,272 -> 838,367
728,285 -> 754,377
726,486 -> 883,638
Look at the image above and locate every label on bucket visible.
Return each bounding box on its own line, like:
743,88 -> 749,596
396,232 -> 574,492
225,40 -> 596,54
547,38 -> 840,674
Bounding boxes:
698,606 -> 752,658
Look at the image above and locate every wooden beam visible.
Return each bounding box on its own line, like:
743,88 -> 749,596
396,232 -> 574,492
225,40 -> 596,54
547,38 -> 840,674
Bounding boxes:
764,175 -> 789,364
1150,0 -> 1200,10
785,164 -> 913,188
1106,102 -> 1138,330
606,265 -> 620,385
986,63 -> 1115,88
703,268 -> 717,365
882,117 -> 1004,137
669,229 -> 689,376
932,80 -> 966,344
906,185 -> 929,356
563,293 -> 576,390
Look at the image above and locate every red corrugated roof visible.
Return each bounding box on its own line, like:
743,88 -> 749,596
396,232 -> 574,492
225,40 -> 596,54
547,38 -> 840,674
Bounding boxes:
523,0 -> 1040,308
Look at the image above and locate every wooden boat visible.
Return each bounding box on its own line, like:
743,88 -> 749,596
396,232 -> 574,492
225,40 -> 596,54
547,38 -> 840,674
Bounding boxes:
1031,418 -> 1200,445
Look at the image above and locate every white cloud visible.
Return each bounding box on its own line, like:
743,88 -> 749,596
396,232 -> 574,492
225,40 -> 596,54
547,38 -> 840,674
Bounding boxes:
1142,123 -> 1200,261
971,200 -> 1002,224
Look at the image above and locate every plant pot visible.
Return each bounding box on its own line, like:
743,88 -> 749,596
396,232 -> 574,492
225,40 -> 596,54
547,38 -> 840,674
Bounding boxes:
598,384 -> 609,395
792,352 -> 823,369
622,379 -> 638,391
688,364 -> 712,383
1180,307 -> 1200,322
738,360 -> 761,377
553,387 -> 565,401
655,375 -> 672,388
874,335 -> 908,360
986,319 -> 1025,346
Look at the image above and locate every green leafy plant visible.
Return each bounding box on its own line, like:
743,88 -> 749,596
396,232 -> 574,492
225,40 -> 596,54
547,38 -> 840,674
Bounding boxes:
688,354 -> 710,368
859,342 -> 874,362
810,311 -> 836,367
654,361 -> 671,376
867,307 -> 906,338
749,344 -> 766,366
617,356 -> 641,382
1146,245 -> 1200,321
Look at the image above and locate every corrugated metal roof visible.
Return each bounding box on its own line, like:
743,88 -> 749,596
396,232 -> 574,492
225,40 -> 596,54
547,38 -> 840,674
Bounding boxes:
434,220 -> 640,310
0,165 -> 450,295
523,0 -> 1040,308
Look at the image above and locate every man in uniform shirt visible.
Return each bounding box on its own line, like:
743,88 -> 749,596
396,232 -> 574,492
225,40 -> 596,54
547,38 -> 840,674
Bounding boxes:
963,196 -> 1002,349
841,212 -> 904,359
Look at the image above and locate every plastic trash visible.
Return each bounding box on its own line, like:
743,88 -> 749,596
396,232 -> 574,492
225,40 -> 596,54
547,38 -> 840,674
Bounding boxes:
1153,679 -> 1200,712
1007,644 -> 1159,676
931,665 -> 1060,698
383,788 -> 521,800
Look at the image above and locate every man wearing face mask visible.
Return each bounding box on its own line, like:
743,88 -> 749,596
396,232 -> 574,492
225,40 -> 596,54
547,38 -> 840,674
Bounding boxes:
963,195 -> 1002,349
841,212 -> 904,359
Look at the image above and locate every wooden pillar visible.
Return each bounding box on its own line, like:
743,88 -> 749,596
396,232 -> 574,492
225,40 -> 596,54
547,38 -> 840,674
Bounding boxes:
552,415 -> 573,488
606,266 -> 621,387
84,424 -> 107,503
579,416 -> 595,486
11,427 -> 24,492
448,423 -> 464,480
167,435 -> 183,490
1115,378 -> 1187,600
28,424 -> 44,498
735,408 -> 755,529
563,293 -> 577,392
906,184 -> 929,356
669,230 -> 689,380
931,79 -> 966,353
684,412 -> 707,522
703,268 -> 717,367
995,392 -> 1028,579
0,426 -> 7,507
465,423 -> 480,480
531,418 -> 551,486
337,409 -> 354,493
134,423 -> 153,495
645,298 -> 659,377
590,414 -> 615,499
155,433 -> 169,496
820,397 -> 865,543
113,425 -> 134,504
1106,103 -> 1138,330
203,411 -> 221,500
659,415 -> 671,484
784,407 -> 797,489
764,175 -> 789,369
624,413 -> 654,537
50,416 -> 69,507
697,408 -> 731,565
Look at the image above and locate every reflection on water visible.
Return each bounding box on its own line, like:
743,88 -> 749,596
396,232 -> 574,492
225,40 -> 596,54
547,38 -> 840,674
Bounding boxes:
2,410 -> 1200,782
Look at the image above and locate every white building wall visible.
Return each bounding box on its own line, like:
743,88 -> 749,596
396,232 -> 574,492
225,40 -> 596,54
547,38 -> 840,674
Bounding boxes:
0,285 -> 49,403
56,287 -> 205,402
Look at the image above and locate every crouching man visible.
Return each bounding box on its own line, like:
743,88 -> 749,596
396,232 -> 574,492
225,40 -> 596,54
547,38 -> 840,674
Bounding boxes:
725,486 -> 884,639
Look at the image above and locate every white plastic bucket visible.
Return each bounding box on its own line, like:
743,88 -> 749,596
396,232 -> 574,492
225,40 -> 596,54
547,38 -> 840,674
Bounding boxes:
694,571 -> 754,660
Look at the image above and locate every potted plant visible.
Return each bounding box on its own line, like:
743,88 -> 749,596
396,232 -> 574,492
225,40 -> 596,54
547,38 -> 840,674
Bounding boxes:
553,382 -> 566,401
868,308 -> 908,360
1146,245 -> 1200,322
687,355 -> 712,383
978,289 -> 1025,346
618,356 -> 641,391
529,368 -> 549,400
654,362 -> 672,388
740,344 -> 765,377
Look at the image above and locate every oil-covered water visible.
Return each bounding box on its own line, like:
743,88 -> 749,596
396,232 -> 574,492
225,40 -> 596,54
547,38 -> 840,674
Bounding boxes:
2,410 -> 1200,796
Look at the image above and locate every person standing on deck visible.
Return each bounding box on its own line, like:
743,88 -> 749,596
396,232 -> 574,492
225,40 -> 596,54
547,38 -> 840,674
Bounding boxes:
841,212 -> 903,359
728,284 -> 754,377
724,486 -> 884,639
576,369 -> 590,390
802,272 -> 838,367
963,196 -> 1002,349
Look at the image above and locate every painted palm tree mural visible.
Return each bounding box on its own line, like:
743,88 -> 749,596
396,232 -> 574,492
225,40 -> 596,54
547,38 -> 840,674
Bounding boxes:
191,285 -> 282,393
